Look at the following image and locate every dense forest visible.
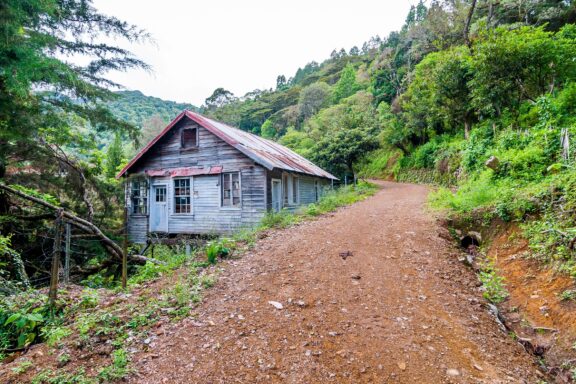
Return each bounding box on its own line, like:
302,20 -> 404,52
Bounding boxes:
1,0 -> 576,381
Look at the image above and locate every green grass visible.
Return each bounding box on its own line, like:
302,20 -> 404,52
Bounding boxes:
357,148 -> 400,178
231,181 -> 378,246
305,182 -> 378,216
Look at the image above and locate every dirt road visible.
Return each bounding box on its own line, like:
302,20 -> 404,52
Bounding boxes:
134,182 -> 541,383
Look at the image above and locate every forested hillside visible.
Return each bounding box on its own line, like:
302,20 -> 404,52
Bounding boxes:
204,1 -> 576,276
106,91 -> 197,149
106,91 -> 197,128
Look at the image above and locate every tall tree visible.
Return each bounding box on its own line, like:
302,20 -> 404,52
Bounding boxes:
0,0 -> 148,180
298,82 -> 332,121
106,133 -> 124,178
204,88 -> 237,109
332,64 -> 360,103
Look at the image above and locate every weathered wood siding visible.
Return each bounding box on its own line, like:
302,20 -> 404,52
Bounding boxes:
298,176 -> 318,205
147,168 -> 266,235
265,169 -> 283,211
129,119 -> 255,173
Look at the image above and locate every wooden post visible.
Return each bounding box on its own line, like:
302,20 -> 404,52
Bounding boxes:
64,222 -> 71,285
48,211 -> 63,307
122,206 -> 128,289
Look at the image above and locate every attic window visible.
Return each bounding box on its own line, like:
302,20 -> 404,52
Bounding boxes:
181,128 -> 198,149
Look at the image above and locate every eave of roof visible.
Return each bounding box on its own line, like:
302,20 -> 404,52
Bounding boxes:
117,110 -> 338,180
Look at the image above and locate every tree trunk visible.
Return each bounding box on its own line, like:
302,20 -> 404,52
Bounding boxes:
464,120 -> 471,140
487,0 -> 494,30
464,0 -> 478,48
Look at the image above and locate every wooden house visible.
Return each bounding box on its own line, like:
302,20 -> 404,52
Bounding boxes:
117,110 -> 337,243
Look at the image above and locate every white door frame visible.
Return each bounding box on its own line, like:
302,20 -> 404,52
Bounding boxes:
150,183 -> 168,232
271,178 -> 282,213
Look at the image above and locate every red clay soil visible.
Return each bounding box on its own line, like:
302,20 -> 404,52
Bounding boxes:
491,226 -> 576,373
132,182 -> 541,383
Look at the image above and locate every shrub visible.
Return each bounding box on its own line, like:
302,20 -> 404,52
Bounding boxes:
428,170 -> 500,213
98,348 -> 130,381
479,261 -> 509,304
41,325 -> 72,348
0,292 -> 51,350
260,209 -> 300,229
412,141 -> 440,169
205,240 -> 230,264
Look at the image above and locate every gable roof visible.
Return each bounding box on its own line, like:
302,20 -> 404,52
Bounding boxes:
117,110 -> 338,180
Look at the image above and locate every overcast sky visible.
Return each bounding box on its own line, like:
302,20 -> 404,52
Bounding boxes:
93,0 -> 414,106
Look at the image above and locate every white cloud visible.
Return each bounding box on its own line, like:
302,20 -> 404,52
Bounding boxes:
92,0 -> 413,106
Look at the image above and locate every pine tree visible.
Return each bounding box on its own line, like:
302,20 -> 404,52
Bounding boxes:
0,0 -> 149,180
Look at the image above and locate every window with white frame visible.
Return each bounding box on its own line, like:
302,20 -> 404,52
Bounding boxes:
291,176 -> 299,204
221,172 -> 240,208
130,180 -> 148,214
174,178 -> 191,213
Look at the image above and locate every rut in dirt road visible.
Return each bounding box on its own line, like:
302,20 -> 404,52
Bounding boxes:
133,182 -> 541,384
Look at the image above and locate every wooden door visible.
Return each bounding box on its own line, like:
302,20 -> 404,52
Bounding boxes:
150,184 -> 168,232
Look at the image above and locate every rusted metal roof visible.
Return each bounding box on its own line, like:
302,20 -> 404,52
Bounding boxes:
118,110 -> 337,180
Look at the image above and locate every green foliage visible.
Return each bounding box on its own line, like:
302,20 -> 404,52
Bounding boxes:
356,149 -> 400,179
205,240 -> 230,265
470,25 -> 576,117
260,119 -> 276,139
12,359 -> 33,375
97,348 -> 130,381
332,64 -> 361,103
32,368 -> 97,384
41,325 -> 72,348
0,293 -> 50,349
260,209 -> 301,229
298,82 -> 332,120
106,90 -> 197,130
105,132 -> 124,178
308,92 -> 381,176
0,0 -> 149,176
559,289 -> 576,301
79,289 -> 100,309
128,245 -> 189,286
306,182 -> 377,216
479,261 -> 509,304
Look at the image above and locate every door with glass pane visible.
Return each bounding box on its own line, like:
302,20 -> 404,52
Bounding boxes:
150,184 -> 168,232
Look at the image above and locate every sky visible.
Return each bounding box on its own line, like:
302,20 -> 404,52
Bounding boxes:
93,0 -> 414,106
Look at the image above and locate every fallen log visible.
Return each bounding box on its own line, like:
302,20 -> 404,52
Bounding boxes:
0,183 -> 164,266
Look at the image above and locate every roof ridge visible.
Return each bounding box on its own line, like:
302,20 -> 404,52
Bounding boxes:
117,109 -> 337,180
